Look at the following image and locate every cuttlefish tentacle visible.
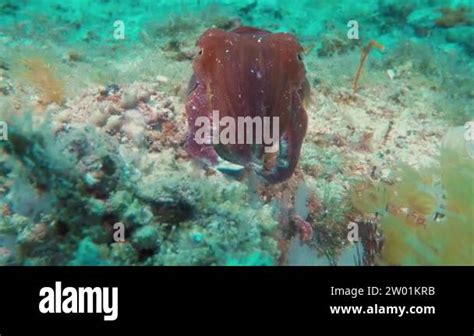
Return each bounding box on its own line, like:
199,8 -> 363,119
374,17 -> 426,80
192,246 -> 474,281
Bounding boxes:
260,85 -> 309,183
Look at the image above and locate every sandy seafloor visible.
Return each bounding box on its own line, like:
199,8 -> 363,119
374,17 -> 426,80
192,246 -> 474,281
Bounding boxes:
0,0 -> 472,266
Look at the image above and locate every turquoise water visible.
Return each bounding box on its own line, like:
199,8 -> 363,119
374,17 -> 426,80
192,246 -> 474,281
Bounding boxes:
0,0 -> 472,266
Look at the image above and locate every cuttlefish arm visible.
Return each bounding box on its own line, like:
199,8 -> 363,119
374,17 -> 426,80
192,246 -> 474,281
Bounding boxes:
260,80 -> 309,183
185,73 -> 219,166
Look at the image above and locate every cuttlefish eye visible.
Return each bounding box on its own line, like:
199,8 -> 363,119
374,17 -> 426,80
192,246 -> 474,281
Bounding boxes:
297,53 -> 303,61
193,47 -> 203,59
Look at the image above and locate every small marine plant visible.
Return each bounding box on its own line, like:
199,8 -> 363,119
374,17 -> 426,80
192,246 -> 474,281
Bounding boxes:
352,39 -> 384,92
17,55 -> 66,109
351,146 -> 474,265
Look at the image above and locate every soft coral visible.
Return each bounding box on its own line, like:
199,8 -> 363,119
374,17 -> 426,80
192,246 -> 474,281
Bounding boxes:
20,56 -> 65,108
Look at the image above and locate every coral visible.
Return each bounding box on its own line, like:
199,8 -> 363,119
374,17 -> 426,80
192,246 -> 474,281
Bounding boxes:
68,238 -> 110,266
0,111 -> 279,265
0,115 -> 125,263
18,56 -> 66,108
131,225 -> 161,251
7,178 -> 54,219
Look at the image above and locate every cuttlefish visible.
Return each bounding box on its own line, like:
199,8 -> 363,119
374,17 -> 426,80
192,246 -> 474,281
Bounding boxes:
185,26 -> 310,183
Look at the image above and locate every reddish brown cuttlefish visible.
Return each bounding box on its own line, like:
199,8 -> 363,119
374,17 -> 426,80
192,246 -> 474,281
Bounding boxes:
185,26 -> 310,183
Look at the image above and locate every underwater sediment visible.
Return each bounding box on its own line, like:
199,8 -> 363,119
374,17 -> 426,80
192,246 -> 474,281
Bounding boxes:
0,0 -> 473,266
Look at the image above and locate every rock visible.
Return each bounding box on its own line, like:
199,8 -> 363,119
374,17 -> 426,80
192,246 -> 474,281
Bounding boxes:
55,110 -> 70,123
99,84 -> 120,97
110,242 -> 139,264
131,225 -> 159,250
120,90 -> 138,110
442,125 -> 474,157
381,168 -> 392,180
386,69 -> 395,80
84,172 -> 99,187
90,110 -> 108,127
137,89 -> 151,103
17,222 -> 48,246
0,85 -> 9,96
161,97 -> 174,110
317,30 -> 357,57
146,108 -> 159,124
122,122 -> 145,145
161,108 -> 174,120
104,115 -> 122,133
87,198 -> 106,216
191,231 -> 203,244
124,109 -> 145,125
